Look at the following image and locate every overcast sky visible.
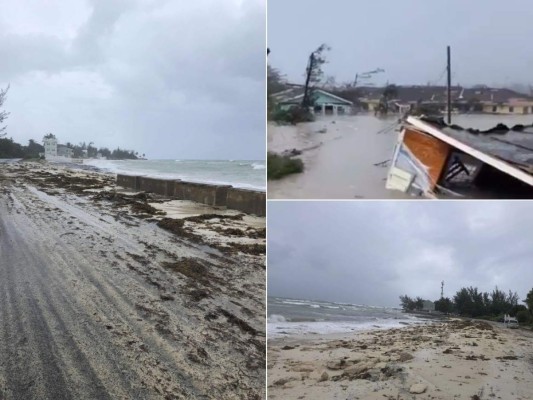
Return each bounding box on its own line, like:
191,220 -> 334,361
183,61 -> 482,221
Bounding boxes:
268,0 -> 533,88
268,201 -> 533,308
0,0 -> 265,159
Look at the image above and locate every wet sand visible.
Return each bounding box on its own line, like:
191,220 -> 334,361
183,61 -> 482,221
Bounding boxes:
268,113 -> 533,200
268,319 -> 533,400
0,161 -> 265,399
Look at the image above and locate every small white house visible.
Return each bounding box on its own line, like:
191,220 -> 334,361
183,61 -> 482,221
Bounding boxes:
57,145 -> 73,158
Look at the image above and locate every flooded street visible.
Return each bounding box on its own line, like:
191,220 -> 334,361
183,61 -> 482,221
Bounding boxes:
268,113 -> 533,199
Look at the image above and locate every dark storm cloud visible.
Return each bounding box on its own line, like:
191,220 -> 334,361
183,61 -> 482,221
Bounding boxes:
0,0 -> 265,159
267,202 -> 533,307
268,0 -> 533,88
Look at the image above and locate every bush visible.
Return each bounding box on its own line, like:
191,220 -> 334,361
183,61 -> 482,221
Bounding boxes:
270,106 -> 314,125
267,152 -> 304,180
516,310 -> 532,324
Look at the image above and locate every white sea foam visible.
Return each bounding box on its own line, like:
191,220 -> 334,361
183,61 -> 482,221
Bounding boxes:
268,314 -> 287,323
82,159 -> 266,190
267,318 -> 430,338
281,300 -> 310,306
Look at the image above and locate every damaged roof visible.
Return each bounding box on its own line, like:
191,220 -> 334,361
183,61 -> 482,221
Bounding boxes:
407,116 -> 533,184
271,85 -> 353,105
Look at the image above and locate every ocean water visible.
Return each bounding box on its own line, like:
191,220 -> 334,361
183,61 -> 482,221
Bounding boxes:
83,159 -> 265,191
268,296 -> 431,338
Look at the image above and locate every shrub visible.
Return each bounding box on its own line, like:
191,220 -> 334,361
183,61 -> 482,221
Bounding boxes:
270,106 -> 314,125
267,152 -> 304,180
516,310 -> 531,324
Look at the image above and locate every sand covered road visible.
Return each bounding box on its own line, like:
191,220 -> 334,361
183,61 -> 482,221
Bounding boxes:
0,162 -> 265,399
268,319 -> 533,400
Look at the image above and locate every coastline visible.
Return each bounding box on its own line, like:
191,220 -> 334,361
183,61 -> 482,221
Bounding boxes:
83,158 -> 266,192
0,160 -> 265,399
268,319 -> 533,399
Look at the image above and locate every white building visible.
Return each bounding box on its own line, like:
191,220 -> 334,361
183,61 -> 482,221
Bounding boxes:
57,145 -> 74,158
43,136 -> 58,158
43,135 -> 74,161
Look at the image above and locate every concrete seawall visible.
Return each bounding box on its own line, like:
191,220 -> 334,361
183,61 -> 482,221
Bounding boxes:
116,174 -> 265,217
173,182 -> 231,207
226,188 -> 266,217
116,174 -> 143,191
138,177 -> 176,197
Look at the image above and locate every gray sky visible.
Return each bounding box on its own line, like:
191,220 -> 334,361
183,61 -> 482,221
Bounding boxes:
268,201 -> 533,308
268,0 -> 533,88
0,0 -> 265,159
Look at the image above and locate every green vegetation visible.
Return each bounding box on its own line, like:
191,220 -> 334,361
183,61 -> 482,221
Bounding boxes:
0,138 -> 43,159
401,286 -> 533,328
267,44 -> 329,124
270,106 -> 314,125
267,152 -> 304,180
399,295 -> 425,311
0,136 -> 141,160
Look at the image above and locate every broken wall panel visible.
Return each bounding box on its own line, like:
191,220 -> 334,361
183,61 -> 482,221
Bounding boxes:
403,128 -> 452,189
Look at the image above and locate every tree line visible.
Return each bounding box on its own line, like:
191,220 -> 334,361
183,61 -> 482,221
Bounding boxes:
0,135 -> 142,160
0,87 -> 142,160
400,287 -> 533,324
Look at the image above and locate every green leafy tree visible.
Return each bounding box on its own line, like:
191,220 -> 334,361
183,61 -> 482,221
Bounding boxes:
25,139 -> 44,158
524,288 -> 533,314
399,295 -> 417,311
516,310 -> 531,324
435,297 -> 454,313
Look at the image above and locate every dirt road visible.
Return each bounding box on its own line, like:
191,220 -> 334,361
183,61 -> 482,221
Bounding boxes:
0,163 -> 265,399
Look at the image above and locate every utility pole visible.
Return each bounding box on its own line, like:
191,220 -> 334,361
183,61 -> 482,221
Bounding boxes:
441,281 -> 444,299
447,46 -> 451,124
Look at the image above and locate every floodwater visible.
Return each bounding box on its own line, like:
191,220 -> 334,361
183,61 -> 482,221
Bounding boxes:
267,113 -> 533,199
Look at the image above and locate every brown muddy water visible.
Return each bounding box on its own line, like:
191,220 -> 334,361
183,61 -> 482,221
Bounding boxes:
268,113 -> 533,199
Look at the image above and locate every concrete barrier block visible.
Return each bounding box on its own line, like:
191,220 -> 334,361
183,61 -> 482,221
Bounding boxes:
116,174 -> 143,191
174,181 -> 232,207
226,188 -> 266,216
139,177 -> 176,196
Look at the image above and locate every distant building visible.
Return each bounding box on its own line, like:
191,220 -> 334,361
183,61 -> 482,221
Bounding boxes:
272,85 -> 353,115
43,135 -> 73,161
43,136 -> 58,158
57,144 -> 73,158
357,85 -> 533,115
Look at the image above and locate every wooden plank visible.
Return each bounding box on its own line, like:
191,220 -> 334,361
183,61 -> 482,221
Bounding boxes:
406,116 -> 533,186
403,128 -> 451,189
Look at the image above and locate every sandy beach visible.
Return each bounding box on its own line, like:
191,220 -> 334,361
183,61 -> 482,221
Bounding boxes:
268,319 -> 533,399
0,160 -> 265,399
